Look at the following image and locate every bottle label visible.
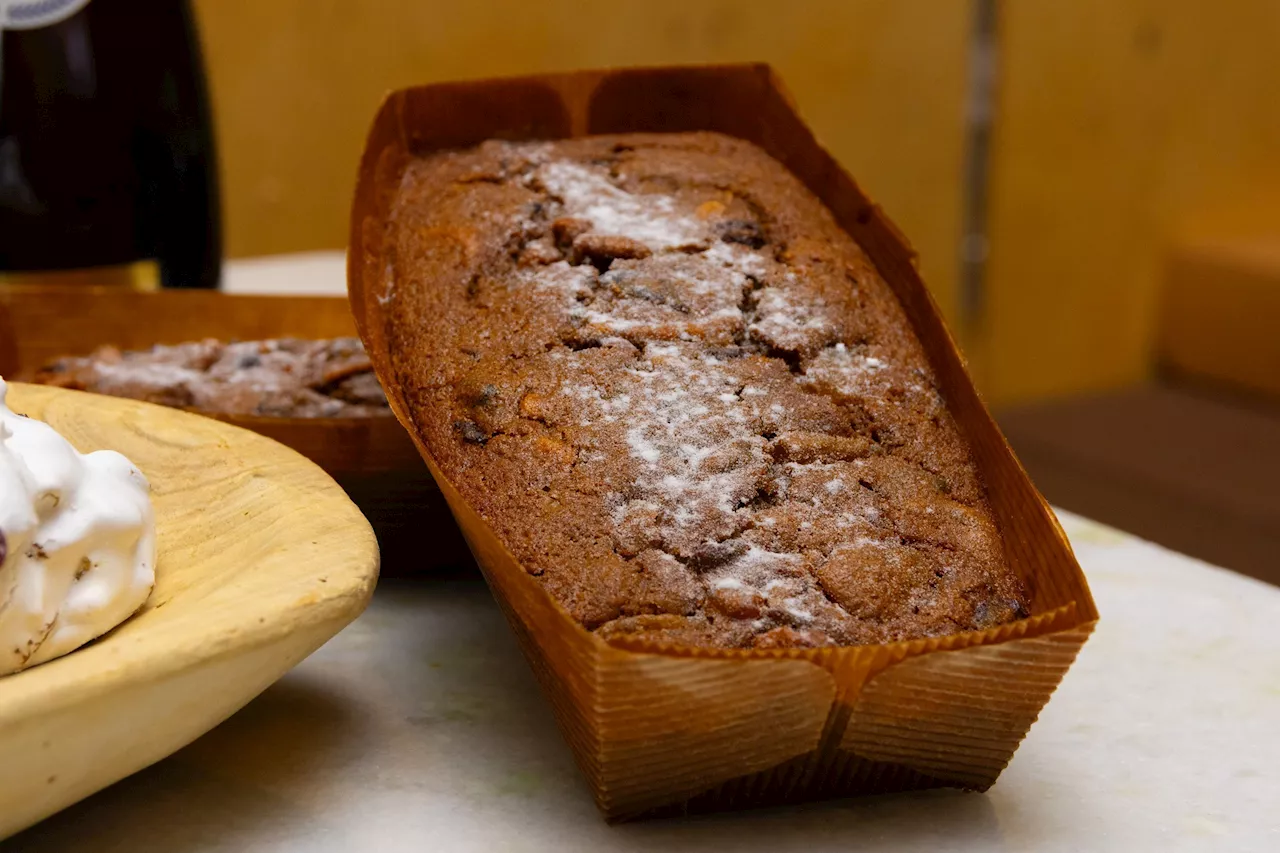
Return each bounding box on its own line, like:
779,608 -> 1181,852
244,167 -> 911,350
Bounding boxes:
0,0 -> 91,30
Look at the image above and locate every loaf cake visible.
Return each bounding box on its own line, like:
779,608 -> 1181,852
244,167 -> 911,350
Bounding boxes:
33,338 -> 390,418
383,132 -> 1027,649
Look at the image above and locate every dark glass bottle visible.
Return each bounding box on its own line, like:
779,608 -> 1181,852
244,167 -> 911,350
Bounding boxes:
0,0 -> 221,289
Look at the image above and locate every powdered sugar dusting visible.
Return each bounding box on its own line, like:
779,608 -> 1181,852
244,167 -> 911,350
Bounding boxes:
627,427 -> 662,463
530,260 -> 595,300
548,311 -> 895,608
703,545 -> 834,631
704,241 -> 766,277
802,342 -> 892,396
95,360 -> 201,389
748,287 -> 833,349
377,261 -> 397,306
603,343 -> 769,558
538,161 -> 704,249
520,251 -> 754,345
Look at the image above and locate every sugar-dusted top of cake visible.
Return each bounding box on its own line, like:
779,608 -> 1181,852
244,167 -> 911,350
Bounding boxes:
34,338 -> 391,418
385,132 -> 1026,649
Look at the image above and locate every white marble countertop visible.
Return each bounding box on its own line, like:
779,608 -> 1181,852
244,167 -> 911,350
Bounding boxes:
219,251 -> 349,297
8,255 -> 1278,851
8,511 -> 1278,852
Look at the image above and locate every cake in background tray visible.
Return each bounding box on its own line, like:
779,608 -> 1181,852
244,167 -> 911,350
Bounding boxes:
32,338 -> 392,419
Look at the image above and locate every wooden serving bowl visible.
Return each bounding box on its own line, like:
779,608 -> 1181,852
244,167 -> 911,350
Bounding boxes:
0,286 -> 470,573
0,383 -> 378,838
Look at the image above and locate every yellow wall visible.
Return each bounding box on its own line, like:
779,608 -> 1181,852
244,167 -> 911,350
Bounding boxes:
193,1 -> 1280,405
979,0 -> 1280,403
192,0 -> 974,328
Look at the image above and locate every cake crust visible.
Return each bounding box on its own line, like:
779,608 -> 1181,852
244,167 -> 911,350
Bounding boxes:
385,132 -> 1027,649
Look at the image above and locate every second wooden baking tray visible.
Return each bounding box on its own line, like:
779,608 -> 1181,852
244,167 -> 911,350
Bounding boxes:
0,285 -> 468,572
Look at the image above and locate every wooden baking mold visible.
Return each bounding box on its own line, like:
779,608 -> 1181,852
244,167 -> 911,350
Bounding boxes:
347,63 -> 1098,819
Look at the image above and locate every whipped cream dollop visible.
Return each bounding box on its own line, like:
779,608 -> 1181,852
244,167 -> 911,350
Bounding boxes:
0,378 -> 156,675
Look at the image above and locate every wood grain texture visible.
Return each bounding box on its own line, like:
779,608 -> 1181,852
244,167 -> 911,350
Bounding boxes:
192,0 -> 972,327
349,66 -> 1096,820
0,384 -> 378,838
979,0 -> 1280,403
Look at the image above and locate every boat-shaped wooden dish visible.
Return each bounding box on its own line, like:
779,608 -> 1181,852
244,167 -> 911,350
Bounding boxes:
0,383 -> 379,838
349,64 -> 1100,820
0,286 -> 469,572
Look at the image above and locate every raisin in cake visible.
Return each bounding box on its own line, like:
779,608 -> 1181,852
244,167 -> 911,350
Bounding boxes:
381,132 -> 1027,649
34,338 -> 390,418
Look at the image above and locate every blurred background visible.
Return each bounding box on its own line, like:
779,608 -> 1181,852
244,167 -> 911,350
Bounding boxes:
4,0 -> 1279,582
